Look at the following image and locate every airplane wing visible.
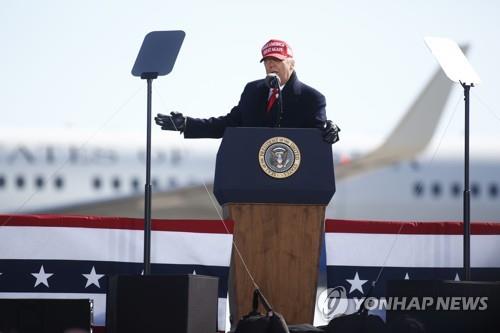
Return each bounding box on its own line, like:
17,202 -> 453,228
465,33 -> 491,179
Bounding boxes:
36,185 -> 223,219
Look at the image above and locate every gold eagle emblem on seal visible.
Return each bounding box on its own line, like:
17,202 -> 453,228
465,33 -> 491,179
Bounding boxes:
258,137 -> 301,179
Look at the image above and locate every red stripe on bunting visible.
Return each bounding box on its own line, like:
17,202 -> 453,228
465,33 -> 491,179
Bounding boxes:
325,219 -> 500,235
0,214 -> 234,234
2,215 -> 500,235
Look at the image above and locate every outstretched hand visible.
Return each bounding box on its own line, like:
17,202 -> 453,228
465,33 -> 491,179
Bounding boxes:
154,112 -> 186,132
323,120 -> 340,144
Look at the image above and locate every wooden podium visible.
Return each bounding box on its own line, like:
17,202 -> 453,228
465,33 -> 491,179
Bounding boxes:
214,128 -> 335,325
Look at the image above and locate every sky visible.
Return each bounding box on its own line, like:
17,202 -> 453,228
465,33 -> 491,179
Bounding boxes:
1,0 -> 499,155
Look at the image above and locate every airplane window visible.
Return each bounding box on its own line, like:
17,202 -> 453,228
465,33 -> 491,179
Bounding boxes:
131,178 -> 140,192
54,176 -> 64,190
410,160 -> 420,171
451,182 -> 461,197
489,184 -> 498,198
35,176 -> 45,189
471,183 -> 480,197
431,182 -> 442,197
16,176 -> 25,189
171,150 -> 182,165
93,177 -> 102,190
0,176 -> 5,188
168,177 -> 178,188
413,182 -> 424,197
112,177 -> 121,190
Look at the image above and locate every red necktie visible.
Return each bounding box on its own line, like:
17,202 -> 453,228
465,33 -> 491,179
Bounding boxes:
266,88 -> 279,112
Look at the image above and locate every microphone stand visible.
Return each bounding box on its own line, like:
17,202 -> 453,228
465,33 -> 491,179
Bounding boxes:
265,74 -> 283,128
277,87 -> 283,128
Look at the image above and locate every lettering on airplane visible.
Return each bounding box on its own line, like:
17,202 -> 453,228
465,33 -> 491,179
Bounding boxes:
137,149 -> 182,165
0,145 -> 183,165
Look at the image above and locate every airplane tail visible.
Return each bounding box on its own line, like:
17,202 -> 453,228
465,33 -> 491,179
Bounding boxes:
335,48 -> 464,179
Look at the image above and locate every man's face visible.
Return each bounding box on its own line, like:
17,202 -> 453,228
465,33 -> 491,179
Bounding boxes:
263,57 -> 295,85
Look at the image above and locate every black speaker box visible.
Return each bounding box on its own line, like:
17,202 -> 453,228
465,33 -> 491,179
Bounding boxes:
0,298 -> 92,333
386,280 -> 500,333
106,274 -> 219,333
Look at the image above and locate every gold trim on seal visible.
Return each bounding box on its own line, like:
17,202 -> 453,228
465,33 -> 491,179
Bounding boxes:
258,136 -> 301,179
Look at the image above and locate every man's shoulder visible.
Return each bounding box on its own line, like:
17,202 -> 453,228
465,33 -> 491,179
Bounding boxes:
244,78 -> 266,90
293,79 -> 325,100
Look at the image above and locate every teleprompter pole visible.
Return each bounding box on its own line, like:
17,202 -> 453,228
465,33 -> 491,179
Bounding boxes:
131,31 -> 185,276
462,82 -> 472,281
143,73 -> 158,275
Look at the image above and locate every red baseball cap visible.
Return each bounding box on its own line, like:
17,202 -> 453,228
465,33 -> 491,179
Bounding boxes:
260,39 -> 293,62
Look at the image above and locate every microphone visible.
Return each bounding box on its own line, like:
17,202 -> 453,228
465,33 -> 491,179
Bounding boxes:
265,73 -> 281,89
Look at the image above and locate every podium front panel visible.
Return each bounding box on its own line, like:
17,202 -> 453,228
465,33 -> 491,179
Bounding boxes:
214,127 -> 335,205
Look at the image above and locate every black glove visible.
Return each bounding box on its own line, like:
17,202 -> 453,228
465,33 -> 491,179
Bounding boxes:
323,120 -> 340,144
155,112 -> 186,132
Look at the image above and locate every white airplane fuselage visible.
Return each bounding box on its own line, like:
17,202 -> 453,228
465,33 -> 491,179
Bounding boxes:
330,156 -> 500,221
1,140 -> 498,222
0,140 -> 215,213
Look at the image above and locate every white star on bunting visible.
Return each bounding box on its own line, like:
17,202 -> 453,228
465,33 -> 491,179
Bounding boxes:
82,266 -> 104,288
31,265 -> 54,288
346,272 -> 368,294
404,273 -> 410,280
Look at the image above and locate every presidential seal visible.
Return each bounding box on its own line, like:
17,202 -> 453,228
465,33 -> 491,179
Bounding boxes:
258,136 -> 301,179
